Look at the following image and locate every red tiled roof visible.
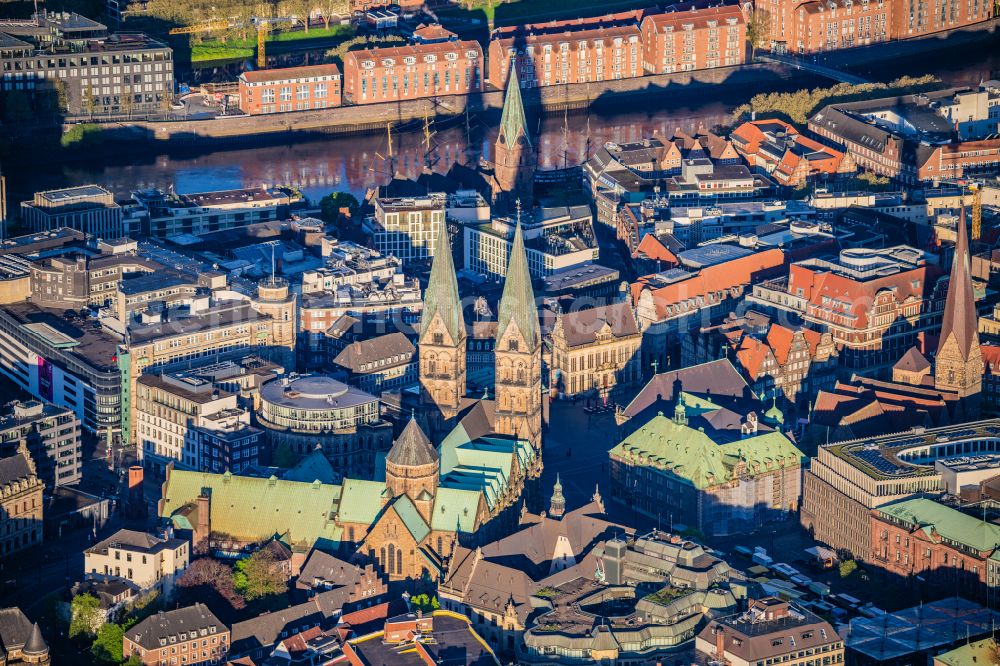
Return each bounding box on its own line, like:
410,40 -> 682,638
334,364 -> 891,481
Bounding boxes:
642,4 -> 746,33
788,262 -> 938,332
241,64 -> 341,84
982,345 -> 1000,373
413,24 -> 457,40
634,233 -> 678,265
735,336 -> 771,380
633,248 -> 786,319
343,39 -> 482,64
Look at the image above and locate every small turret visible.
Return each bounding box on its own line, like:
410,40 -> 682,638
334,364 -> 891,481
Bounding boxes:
549,473 -> 565,518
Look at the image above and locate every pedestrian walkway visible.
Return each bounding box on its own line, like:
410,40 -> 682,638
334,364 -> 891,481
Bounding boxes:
759,53 -> 871,85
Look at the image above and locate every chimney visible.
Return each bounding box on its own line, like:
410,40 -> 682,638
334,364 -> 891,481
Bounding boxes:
715,626 -> 726,658
195,492 -> 211,551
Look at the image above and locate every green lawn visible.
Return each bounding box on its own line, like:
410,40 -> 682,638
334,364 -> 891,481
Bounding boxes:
190,24 -> 354,63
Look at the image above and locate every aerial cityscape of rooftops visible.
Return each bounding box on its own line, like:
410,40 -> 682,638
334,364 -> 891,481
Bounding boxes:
0,0 -> 999,662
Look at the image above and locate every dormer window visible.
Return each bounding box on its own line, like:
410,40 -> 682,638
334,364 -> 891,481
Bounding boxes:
382,58 -> 395,67
404,56 -> 416,65
424,54 -> 438,63
362,60 -> 375,69
445,52 -> 457,61
466,50 -> 478,58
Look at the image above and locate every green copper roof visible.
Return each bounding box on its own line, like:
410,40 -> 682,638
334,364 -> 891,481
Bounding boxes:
338,478 -> 388,525
499,65 -> 530,147
431,487 -> 481,532
608,413 -> 802,490
393,494 -> 431,543
440,424 -> 535,511
420,220 -> 465,344
496,219 -> 540,350
935,638 -> 998,666
160,470 -> 341,549
877,498 -> 1000,553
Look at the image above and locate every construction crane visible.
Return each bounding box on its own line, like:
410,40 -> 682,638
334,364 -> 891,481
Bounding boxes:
168,16 -> 299,68
971,183 -> 983,241
168,20 -> 231,35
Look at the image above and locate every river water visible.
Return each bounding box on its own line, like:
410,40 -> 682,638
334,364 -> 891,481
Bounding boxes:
6,40 -> 999,208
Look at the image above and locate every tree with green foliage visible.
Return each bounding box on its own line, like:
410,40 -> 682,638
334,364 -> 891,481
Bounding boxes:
319,191 -> 360,222
233,548 -> 286,601
410,593 -> 440,612
92,623 -> 125,664
839,559 -> 858,579
731,75 -> 939,125
125,655 -> 144,666
746,9 -> 771,60
69,593 -> 103,638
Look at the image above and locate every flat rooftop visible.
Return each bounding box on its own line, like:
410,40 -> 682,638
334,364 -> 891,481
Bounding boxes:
260,375 -> 377,411
35,185 -> 112,203
349,615 -> 495,666
0,302 -> 121,370
542,263 -> 619,292
827,419 -> 1000,481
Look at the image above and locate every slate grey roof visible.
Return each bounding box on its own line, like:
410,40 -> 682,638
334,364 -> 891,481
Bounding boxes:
0,452 -> 33,486
230,599 -> 326,657
0,607 -> 37,655
558,302 -> 640,348
386,417 -> 439,467
332,332 -> 415,373
622,359 -> 755,418
127,604 -> 225,651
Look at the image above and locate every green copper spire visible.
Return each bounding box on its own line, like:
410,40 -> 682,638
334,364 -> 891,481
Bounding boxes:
420,221 -> 465,343
499,64 -> 530,148
497,208 -> 540,351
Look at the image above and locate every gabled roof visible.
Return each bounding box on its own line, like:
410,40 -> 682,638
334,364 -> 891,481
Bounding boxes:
621,359 -> 755,418
337,479 -> 387,525
609,413 -> 802,490
160,470 -> 341,549
392,494 -> 431,543
128,604 -> 224,651
556,302 -> 639,347
333,332 -> 414,372
634,233 -> 678,265
877,498 -> 1000,553
0,451 -> 34,486
895,347 -> 931,374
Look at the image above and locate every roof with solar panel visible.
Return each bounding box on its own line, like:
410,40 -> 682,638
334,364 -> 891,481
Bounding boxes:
826,419 -> 1000,481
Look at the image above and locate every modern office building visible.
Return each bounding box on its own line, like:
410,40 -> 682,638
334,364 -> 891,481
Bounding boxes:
0,400 -> 81,489
20,186 -> 123,237
0,12 -> 173,117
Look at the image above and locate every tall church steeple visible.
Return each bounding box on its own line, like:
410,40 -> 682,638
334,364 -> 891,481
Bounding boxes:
494,207 -> 542,448
492,65 -> 534,207
419,221 -> 466,413
935,206 -> 982,415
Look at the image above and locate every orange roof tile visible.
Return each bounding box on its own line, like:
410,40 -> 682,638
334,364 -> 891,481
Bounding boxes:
241,64 -> 341,84
735,336 -> 771,380
634,233 -> 678,265
982,345 -> 1000,373
633,249 -> 786,319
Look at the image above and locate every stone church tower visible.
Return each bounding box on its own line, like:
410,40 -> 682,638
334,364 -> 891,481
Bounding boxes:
935,206 -> 982,417
492,65 -> 534,207
385,417 -> 439,523
494,215 -> 542,449
419,221 -> 466,415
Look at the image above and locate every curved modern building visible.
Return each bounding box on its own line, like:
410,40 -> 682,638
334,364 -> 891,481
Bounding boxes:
257,374 -> 391,478
801,419 -> 1000,562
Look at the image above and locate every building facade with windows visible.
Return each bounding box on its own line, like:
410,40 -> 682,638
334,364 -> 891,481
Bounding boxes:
369,193 -> 446,262
487,11 -> 643,89
84,528 -> 189,596
0,444 -> 44,558
20,186 -> 123,237
0,400 -> 81,489
342,38 -> 483,105
0,13 -> 173,117
640,4 -> 746,74
238,64 -> 342,115
123,603 -> 228,666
